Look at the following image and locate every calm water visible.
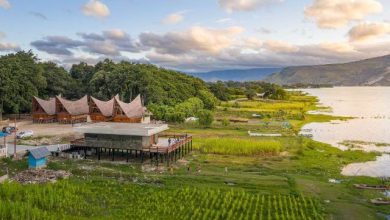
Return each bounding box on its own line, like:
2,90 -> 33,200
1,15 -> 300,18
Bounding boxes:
300,87 -> 390,177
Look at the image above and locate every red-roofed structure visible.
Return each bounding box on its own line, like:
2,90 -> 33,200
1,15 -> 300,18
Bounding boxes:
56,95 -> 89,124
32,97 -> 56,123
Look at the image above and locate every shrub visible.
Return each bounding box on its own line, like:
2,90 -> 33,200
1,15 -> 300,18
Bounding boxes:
197,109 -> 214,127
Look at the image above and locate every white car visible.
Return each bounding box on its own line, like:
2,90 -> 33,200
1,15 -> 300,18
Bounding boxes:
16,130 -> 34,139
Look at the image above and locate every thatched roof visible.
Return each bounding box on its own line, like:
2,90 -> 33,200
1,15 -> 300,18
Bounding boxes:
114,94 -> 146,118
90,96 -> 115,117
56,95 -> 89,116
33,97 -> 56,115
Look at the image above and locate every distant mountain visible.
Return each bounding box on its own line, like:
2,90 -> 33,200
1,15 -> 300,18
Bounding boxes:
266,55 -> 390,86
189,68 -> 282,82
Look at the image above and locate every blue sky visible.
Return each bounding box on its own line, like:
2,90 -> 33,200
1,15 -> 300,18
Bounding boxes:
0,0 -> 389,71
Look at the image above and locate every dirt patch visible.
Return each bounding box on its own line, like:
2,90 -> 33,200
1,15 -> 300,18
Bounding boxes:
13,120 -> 75,136
13,169 -> 71,184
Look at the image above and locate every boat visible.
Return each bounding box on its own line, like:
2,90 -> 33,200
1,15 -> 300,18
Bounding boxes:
353,184 -> 390,190
370,198 -> 390,205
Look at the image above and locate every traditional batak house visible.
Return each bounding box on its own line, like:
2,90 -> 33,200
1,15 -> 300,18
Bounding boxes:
89,96 -> 116,122
112,95 -> 151,123
32,97 -> 56,123
56,95 -> 89,124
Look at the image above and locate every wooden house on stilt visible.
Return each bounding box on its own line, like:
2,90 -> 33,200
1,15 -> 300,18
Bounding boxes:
113,95 -> 151,123
89,96 -> 115,122
32,97 -> 56,123
56,95 -> 89,124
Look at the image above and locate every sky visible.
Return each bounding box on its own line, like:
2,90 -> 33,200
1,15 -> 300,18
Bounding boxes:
0,0 -> 389,72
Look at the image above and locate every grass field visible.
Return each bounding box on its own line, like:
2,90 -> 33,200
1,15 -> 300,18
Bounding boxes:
0,91 -> 388,219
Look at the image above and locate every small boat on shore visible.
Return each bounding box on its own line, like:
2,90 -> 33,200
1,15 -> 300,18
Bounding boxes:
353,184 -> 390,190
370,198 -> 390,205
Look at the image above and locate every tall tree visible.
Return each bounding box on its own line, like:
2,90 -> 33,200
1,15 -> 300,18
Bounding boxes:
0,51 -> 46,115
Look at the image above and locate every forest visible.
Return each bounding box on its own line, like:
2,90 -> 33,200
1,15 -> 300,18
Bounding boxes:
0,51 -> 286,122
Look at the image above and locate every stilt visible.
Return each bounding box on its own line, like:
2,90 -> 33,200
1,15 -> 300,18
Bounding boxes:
98,148 -> 101,161
126,150 -> 129,162
141,151 -> 144,163
112,148 -> 115,161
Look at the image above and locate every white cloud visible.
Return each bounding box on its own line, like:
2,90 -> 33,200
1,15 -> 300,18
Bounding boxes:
319,42 -> 356,53
305,0 -> 383,29
216,18 -> 233,23
348,22 -> 390,42
219,0 -> 281,12
81,0 -> 110,18
140,26 -> 245,54
162,11 -> 185,25
0,42 -> 19,51
0,0 -> 10,9
264,40 -> 299,53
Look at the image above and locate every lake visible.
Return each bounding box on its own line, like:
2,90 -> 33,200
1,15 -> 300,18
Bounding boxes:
300,87 -> 390,177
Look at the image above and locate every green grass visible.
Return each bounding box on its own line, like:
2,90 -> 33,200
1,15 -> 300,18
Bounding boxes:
0,179 -> 323,220
0,91 -> 387,219
194,137 -> 282,156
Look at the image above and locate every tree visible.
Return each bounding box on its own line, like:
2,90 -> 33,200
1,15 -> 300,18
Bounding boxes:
39,62 -> 74,98
209,81 -> 230,101
197,109 -> 214,127
245,89 -> 257,100
0,51 -> 46,114
198,90 -> 218,110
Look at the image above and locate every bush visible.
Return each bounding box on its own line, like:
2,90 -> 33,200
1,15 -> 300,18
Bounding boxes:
197,109 -> 214,127
221,118 -> 230,126
198,90 -> 218,110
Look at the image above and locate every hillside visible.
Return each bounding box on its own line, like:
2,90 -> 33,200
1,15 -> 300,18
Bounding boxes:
189,68 -> 282,82
266,55 -> 390,86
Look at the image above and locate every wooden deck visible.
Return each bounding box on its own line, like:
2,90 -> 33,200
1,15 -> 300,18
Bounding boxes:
146,136 -> 192,153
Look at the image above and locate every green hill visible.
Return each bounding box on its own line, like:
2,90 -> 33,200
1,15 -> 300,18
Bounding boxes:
266,54 -> 390,86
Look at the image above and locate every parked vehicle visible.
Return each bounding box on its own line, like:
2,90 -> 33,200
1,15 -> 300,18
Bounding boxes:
16,130 -> 34,139
2,126 -> 17,134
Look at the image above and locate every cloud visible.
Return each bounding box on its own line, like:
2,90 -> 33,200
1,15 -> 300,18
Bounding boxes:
256,27 -> 272,34
140,26 -> 244,54
31,36 -> 83,55
319,42 -> 356,53
29,27 -> 390,72
29,11 -> 48,20
0,0 -> 10,9
218,0 -> 281,12
264,40 -> 299,53
0,42 -> 19,51
162,11 -> 185,25
305,0 -> 383,29
81,0 -> 110,18
31,29 -> 140,56
216,18 -> 233,24
348,22 -> 390,42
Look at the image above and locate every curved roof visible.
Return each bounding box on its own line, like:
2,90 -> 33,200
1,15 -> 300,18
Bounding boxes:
90,96 -> 115,117
114,94 -> 145,118
56,95 -> 89,116
33,97 -> 56,115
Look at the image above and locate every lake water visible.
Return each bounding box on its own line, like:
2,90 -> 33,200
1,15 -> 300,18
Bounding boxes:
300,87 -> 390,177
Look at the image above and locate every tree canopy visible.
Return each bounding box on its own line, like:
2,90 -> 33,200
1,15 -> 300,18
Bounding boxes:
0,52 -> 213,118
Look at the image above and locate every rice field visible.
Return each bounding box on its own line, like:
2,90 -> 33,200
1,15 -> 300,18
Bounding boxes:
194,137 -> 282,156
0,179 -> 323,220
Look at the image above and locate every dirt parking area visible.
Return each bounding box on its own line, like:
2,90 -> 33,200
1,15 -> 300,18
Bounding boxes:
3,120 -> 81,145
15,120 -> 75,136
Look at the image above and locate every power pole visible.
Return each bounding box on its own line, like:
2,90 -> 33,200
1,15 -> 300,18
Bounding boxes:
13,118 -> 16,159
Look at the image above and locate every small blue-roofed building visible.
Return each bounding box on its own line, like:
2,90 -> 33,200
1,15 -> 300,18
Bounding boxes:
28,147 -> 51,169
